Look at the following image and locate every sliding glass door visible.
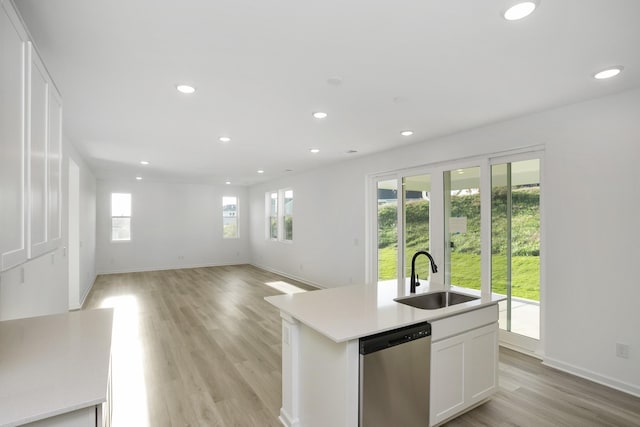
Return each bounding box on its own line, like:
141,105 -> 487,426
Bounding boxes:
376,178 -> 398,283
444,167 -> 481,290
402,174 -> 432,284
491,159 -> 541,342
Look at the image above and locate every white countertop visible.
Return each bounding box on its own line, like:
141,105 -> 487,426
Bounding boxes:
265,282 -> 504,343
0,308 -> 114,427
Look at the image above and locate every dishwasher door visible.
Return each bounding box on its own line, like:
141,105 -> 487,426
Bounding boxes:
359,322 -> 431,427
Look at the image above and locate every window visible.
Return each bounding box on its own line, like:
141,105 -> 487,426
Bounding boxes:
444,166 -> 481,290
269,192 -> 278,240
491,158 -> 541,340
223,196 -> 239,238
111,193 -> 131,241
283,189 -> 293,241
266,189 -> 293,241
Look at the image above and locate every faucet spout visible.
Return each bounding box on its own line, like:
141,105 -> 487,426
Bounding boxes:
410,251 -> 438,294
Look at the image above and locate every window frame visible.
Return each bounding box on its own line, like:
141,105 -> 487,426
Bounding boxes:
110,192 -> 132,242
266,188 -> 293,242
222,195 -> 239,239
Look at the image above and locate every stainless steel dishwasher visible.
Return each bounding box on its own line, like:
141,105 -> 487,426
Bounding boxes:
359,321 -> 431,427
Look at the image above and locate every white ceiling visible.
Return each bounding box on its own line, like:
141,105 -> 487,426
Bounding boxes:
14,0 -> 640,185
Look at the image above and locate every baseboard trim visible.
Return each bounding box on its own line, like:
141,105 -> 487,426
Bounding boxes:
278,408 -> 299,427
249,264 -> 325,290
96,262 -> 249,276
543,356 -> 640,398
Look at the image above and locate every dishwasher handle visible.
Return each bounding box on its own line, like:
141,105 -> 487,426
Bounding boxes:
359,322 -> 431,355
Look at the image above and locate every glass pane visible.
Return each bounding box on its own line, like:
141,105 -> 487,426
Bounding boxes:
270,216 -> 278,239
112,217 -> 131,241
270,192 -> 278,216
223,217 -> 238,238
284,190 -> 293,215
223,196 -> 237,217
377,179 -> 398,282
403,174 -> 431,283
444,167 -> 481,289
284,216 -> 293,240
491,163 -> 509,331
284,190 -> 293,240
111,193 -> 131,216
223,196 -> 238,238
492,159 -> 540,340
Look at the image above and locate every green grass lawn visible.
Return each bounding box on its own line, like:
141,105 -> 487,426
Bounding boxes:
378,248 -> 539,301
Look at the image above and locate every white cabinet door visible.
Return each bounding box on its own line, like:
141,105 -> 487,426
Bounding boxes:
466,323 -> 498,404
29,42 -> 63,257
47,85 -> 62,245
430,321 -> 499,426
29,45 -> 50,257
430,333 -> 466,425
0,1 -> 28,271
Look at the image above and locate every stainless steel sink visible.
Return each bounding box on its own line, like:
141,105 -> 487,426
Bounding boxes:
395,291 -> 479,310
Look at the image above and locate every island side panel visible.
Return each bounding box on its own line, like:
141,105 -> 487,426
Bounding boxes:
280,313 -> 301,427
279,312 -> 359,427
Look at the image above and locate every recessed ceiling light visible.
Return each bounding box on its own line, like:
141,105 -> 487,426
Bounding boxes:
219,136 -> 231,143
594,66 -> 623,80
312,111 -> 328,119
400,130 -> 414,137
176,84 -> 196,94
346,150 -> 358,154
136,176 -> 143,180
225,181 -> 231,185
504,2 -> 537,21
257,169 -> 264,174
310,148 -> 320,154
140,160 -> 149,165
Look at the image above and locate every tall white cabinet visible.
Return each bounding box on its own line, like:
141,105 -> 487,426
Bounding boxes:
0,0 -> 63,272
0,0 -> 29,271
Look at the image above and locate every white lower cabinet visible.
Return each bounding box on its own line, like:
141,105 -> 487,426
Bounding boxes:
430,310 -> 498,426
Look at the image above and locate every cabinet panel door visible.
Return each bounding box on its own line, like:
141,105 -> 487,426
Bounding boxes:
430,335 -> 466,425
47,86 -> 62,244
466,323 -> 498,403
29,46 -> 49,257
0,3 -> 28,271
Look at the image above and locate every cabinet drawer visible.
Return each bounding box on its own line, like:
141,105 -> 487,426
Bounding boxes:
431,304 -> 498,342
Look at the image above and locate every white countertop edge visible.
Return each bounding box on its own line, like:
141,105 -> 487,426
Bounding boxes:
3,396 -> 108,427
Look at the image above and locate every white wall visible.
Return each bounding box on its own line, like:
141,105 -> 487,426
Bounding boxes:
96,180 -> 250,274
0,137 -> 96,320
249,88 -> 640,396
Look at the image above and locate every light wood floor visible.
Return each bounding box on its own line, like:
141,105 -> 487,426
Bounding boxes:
84,265 -> 640,427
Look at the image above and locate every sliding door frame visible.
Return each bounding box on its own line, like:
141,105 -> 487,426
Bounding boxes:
367,145 -> 545,356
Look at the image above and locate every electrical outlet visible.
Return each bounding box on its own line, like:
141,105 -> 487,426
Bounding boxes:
616,343 -> 630,359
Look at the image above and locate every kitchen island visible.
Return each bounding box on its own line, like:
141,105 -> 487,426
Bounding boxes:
0,309 -> 114,427
265,282 -> 504,427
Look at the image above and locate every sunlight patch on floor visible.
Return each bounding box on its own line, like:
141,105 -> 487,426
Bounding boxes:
264,280 -> 308,294
100,295 -> 149,427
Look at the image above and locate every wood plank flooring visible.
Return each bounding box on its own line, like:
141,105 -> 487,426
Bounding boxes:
84,265 -> 640,427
